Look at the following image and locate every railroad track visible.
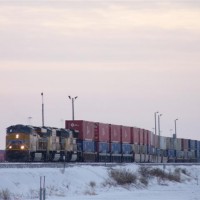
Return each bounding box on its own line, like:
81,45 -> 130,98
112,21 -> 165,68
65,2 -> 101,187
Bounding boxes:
1,162 -> 200,168
0,162 -> 120,168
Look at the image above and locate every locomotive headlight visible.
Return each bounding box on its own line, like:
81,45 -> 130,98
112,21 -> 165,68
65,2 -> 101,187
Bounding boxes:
9,146 -> 12,149
16,134 -> 19,139
20,145 -> 25,150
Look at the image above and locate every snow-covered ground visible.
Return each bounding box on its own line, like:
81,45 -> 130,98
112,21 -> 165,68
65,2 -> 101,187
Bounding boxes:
0,163 -> 200,200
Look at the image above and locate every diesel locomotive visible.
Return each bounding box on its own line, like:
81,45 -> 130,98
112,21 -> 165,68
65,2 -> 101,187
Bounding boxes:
5,124 -> 78,162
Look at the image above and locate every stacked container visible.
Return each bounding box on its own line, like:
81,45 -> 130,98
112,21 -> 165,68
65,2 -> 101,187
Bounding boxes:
65,120 -> 95,141
188,139 -> 198,162
132,127 -> 140,162
132,127 -> 140,144
121,126 -> 133,162
94,122 -> 110,162
142,129 -> 148,162
181,138 -> 189,161
110,124 -> 121,154
65,120 -> 96,161
160,136 -> 168,163
182,138 -> 189,150
121,126 -> 132,153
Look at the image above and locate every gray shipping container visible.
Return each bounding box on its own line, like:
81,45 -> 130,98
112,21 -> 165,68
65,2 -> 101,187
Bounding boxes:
140,145 -> 147,154
160,136 -> 167,150
176,150 -> 184,158
188,150 -> 195,159
166,137 -> 174,149
174,138 -> 182,151
132,144 -> 140,154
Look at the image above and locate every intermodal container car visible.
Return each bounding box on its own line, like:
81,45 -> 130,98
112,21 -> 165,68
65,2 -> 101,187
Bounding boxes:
65,120 -> 95,140
94,122 -> 110,142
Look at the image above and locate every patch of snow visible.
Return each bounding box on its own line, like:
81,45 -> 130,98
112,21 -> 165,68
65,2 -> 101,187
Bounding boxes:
0,164 -> 200,200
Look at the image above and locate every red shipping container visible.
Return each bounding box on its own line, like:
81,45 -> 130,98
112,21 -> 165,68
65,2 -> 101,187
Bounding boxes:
147,130 -> 152,145
139,128 -> 144,145
151,133 -> 155,147
110,124 -> 121,142
94,122 -> 110,142
154,135 -> 159,148
181,138 -> 189,150
132,127 -> 139,144
65,120 -> 95,140
143,130 -> 148,145
121,126 -> 132,143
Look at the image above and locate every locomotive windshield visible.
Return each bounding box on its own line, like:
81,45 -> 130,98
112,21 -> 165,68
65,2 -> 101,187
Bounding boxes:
9,140 -> 23,145
7,125 -> 33,135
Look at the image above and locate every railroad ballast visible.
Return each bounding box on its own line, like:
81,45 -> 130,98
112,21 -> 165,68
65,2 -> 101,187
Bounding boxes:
5,120 -> 200,162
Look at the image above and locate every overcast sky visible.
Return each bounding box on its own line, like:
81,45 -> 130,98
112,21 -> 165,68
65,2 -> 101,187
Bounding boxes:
0,0 -> 200,149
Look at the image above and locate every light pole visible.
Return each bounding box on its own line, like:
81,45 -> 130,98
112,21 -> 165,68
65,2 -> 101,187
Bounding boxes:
174,118 -> 178,138
158,114 -> 162,137
68,96 -> 78,120
41,92 -> 44,127
154,111 -> 159,135
154,111 -> 159,162
158,114 -> 162,149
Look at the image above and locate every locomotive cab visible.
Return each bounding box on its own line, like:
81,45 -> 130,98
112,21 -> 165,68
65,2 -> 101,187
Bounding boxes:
6,125 -> 32,161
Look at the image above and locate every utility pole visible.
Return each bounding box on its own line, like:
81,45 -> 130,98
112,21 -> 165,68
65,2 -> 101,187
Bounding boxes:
154,111 -> 159,162
41,93 -> 44,127
175,118 -> 178,138
40,176 -> 46,200
158,114 -> 162,148
68,96 -> 78,120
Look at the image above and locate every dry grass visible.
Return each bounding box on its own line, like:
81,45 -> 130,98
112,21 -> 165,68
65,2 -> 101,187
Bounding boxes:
0,189 -> 11,200
138,166 -> 181,183
108,168 -> 137,185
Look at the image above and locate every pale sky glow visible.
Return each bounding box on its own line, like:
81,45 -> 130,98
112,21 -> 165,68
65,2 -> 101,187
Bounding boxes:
0,0 -> 200,148
1,4 -> 200,32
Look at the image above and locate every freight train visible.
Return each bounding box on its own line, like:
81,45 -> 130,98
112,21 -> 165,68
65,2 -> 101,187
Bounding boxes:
5,120 -> 200,163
